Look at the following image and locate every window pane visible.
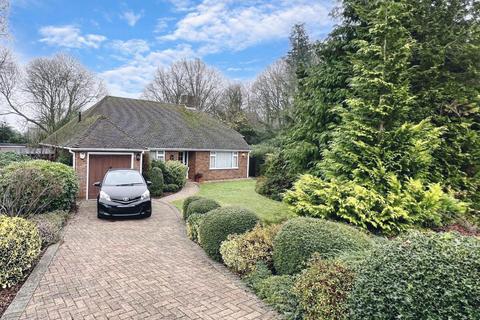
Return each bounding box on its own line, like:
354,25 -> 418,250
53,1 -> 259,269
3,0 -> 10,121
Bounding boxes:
210,154 -> 216,168
215,152 -> 233,168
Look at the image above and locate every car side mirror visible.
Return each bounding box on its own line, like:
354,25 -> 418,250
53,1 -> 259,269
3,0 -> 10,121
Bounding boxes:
146,180 -> 152,186
93,181 -> 101,187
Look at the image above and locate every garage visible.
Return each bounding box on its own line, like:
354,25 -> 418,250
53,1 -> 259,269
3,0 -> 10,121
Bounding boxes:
87,154 -> 133,199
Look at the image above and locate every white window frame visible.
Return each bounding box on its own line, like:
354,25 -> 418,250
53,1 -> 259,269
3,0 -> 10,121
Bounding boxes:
209,151 -> 239,170
156,150 -> 165,161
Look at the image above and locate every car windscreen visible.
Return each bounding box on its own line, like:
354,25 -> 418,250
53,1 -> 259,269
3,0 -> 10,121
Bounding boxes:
103,171 -> 145,186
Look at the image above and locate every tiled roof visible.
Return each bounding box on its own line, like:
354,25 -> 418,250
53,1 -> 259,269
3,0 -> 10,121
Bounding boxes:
42,96 -> 251,151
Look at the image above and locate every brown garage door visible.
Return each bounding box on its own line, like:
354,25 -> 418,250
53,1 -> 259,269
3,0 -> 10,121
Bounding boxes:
88,154 -> 132,199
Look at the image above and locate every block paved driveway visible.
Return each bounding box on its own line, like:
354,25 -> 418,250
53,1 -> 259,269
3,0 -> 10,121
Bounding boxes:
19,200 -> 279,320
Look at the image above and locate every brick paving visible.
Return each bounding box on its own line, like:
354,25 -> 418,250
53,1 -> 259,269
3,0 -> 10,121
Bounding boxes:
18,201 -> 279,320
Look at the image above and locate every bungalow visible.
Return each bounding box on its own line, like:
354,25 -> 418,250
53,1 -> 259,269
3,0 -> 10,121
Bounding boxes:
42,96 -> 251,199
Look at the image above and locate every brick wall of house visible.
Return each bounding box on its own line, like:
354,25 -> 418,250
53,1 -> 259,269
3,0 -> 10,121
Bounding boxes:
74,152 -> 87,199
191,151 -> 248,182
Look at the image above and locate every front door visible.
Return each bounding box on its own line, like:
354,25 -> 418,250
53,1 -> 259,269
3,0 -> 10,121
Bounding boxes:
178,151 -> 189,179
178,151 -> 188,166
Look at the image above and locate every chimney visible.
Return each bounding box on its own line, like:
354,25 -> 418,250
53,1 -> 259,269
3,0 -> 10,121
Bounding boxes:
78,111 -> 82,122
180,94 -> 196,110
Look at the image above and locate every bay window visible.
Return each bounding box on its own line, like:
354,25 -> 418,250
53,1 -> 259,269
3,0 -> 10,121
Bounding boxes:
210,151 -> 238,169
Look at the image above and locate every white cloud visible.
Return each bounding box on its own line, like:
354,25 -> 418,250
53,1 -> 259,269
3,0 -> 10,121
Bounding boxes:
100,44 -> 196,97
121,10 -> 143,27
39,25 -> 106,48
160,0 -> 334,54
154,17 -> 175,33
110,39 -> 150,57
165,0 -> 194,12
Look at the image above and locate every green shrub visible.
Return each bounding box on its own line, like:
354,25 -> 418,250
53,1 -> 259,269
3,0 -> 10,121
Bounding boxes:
257,275 -> 300,319
0,152 -> 29,168
198,206 -> 259,261
250,144 -> 279,177
0,216 -> 41,288
151,160 -> 187,192
30,211 -> 69,247
273,217 -> 373,274
255,152 -> 297,201
244,261 -> 272,291
0,166 -> 63,216
1,160 -> 78,212
284,174 -> 466,234
182,196 -> 206,214
149,167 -> 164,197
348,231 -> 480,320
186,213 -> 205,243
163,183 -> 179,192
165,160 -> 188,187
220,223 -> 281,275
184,198 -> 220,220
294,256 -> 355,320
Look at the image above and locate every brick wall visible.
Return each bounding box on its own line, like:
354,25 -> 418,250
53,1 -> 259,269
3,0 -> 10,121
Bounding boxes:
191,151 -> 248,182
74,152 -> 87,199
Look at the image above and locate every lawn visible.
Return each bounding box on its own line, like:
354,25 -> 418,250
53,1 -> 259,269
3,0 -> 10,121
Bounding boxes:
173,179 -> 294,224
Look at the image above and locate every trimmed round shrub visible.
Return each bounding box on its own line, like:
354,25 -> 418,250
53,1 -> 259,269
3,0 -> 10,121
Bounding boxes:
30,210 -> 69,247
184,198 -> 220,220
348,231 -> 480,320
0,216 -> 41,288
273,217 -> 373,274
182,195 -> 206,214
149,167 -> 164,197
220,223 -> 281,275
1,160 -> 78,212
186,213 -> 205,243
198,206 -> 259,261
294,256 -> 355,320
257,275 -> 299,318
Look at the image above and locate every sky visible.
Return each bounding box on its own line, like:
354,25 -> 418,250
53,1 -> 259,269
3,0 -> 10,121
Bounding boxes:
6,0 -> 335,99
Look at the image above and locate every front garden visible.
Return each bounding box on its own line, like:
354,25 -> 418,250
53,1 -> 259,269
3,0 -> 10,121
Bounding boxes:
181,195 -> 480,320
0,152 -> 77,316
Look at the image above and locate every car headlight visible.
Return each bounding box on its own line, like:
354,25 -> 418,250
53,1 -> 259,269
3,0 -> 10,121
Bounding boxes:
99,190 -> 111,201
141,189 -> 150,200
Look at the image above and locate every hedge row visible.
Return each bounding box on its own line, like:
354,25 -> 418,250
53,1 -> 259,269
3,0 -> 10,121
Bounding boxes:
183,194 -> 480,319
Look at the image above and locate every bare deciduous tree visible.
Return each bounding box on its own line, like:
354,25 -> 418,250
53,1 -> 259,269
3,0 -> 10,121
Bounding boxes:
142,58 -> 225,114
0,51 -> 106,134
249,59 -> 294,129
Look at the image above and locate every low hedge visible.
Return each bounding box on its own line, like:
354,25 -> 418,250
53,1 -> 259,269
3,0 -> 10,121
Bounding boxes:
198,207 -> 259,261
273,217 -> 373,274
1,160 -> 78,212
257,275 -> 300,319
294,256 -> 355,320
30,211 -> 69,247
184,198 -> 220,220
186,213 -> 205,243
220,223 -> 281,275
0,216 -> 41,288
348,231 -> 480,320
182,196 -> 206,214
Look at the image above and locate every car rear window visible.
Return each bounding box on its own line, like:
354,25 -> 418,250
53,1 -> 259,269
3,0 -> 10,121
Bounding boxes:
103,170 -> 145,186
